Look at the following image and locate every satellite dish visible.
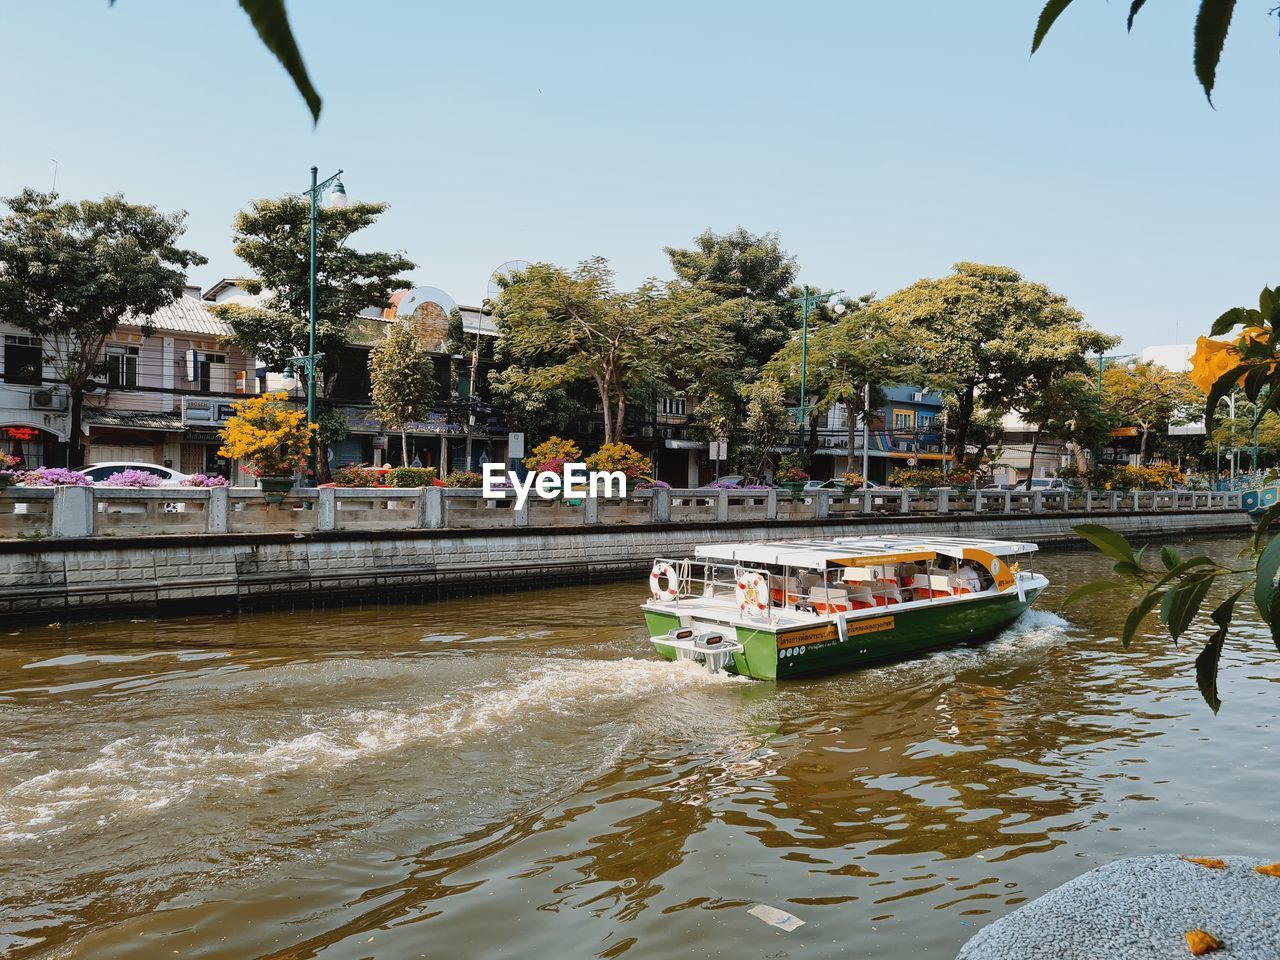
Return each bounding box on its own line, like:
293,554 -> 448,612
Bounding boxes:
487,260 -> 530,301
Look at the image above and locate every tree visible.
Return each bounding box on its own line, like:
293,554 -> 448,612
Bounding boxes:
1032,1 -> 1240,103
1019,374 -> 1115,483
369,323 -> 438,464
739,378 -> 791,481
763,309 -> 913,474
663,228 -> 800,417
874,262 -> 1117,462
494,258 -> 710,445
1101,361 -> 1201,464
0,190 -> 205,466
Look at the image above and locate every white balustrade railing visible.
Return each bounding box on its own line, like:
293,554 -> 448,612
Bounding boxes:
0,484 -> 1246,539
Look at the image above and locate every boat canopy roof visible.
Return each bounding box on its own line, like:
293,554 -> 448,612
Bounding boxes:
691,535 -> 1038,572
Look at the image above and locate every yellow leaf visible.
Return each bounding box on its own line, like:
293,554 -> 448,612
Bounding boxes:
1185,929 -> 1223,956
1254,863 -> 1280,877
1182,857 -> 1227,870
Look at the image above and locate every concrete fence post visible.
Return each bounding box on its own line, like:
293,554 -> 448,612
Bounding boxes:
584,495 -> 600,524
716,490 -> 730,522
651,488 -> 672,523
937,488 -> 949,513
862,490 -> 873,514
815,490 -> 830,519
1002,490 -> 1012,514
207,486 -> 229,533
1132,490 -> 1141,512
973,489 -> 983,513
900,490 -> 911,514
1085,490 -> 1093,513
1032,490 -> 1044,513
766,489 -> 778,520
52,486 -> 93,538
419,486 -> 444,529
316,487 -> 336,531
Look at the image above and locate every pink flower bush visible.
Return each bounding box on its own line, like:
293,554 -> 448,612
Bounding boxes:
101,469 -> 162,488
21,467 -> 92,486
180,473 -> 230,488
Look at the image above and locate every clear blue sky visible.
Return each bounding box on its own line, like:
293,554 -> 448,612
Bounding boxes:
1,1 -> 1276,350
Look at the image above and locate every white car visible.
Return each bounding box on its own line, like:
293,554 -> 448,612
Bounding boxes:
81,462 -> 189,486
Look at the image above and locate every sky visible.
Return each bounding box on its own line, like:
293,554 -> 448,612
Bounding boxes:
1,1 -> 1277,352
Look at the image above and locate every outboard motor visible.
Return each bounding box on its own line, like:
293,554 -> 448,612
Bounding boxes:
657,627 -> 744,673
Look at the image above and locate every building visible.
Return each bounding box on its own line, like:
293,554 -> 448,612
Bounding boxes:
1,286 -> 255,473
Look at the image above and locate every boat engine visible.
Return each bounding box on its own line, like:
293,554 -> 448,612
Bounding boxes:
658,627 -> 744,673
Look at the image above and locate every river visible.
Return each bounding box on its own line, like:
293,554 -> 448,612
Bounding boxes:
1,534 -> 1277,960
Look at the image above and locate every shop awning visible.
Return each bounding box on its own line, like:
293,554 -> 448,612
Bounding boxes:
664,439 -> 705,450
81,409 -> 184,433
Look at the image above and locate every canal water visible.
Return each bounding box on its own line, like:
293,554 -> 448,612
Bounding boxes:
2,535 -> 1277,960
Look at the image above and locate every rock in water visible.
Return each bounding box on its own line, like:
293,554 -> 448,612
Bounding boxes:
956,856 -> 1280,959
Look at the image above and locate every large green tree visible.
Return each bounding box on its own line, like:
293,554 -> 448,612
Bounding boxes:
494,257 -> 723,445
214,195 -> 415,400
874,262 -> 1117,463
1101,361 -> 1201,464
763,309 -> 916,474
369,323 -> 438,465
0,190 -> 205,466
1018,373 -> 1115,482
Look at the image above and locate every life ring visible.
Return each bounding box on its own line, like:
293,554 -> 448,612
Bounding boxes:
735,569 -> 770,620
649,561 -> 680,601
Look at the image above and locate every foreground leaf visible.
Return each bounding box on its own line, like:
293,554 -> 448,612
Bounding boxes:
1060,579 -> 1129,610
1123,589 -> 1166,648
1185,928 -> 1224,955
1161,575 -> 1213,641
1073,524 -> 1136,565
1253,534 -> 1280,651
1182,856 -> 1227,869
1126,0 -> 1148,31
1196,588 -> 1246,713
1193,0 -> 1236,104
1032,0 -> 1078,54
239,0 -> 322,122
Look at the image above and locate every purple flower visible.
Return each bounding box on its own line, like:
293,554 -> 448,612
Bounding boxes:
20,466 -> 93,486
636,479 -> 670,489
710,478 -> 741,489
743,484 -> 773,489
100,469 -> 162,488
180,473 -> 230,488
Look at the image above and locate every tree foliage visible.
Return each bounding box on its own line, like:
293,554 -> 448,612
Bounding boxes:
874,262 -> 1117,462
1019,373 -> 1115,480
1101,361 -> 1200,464
369,323 -> 438,464
1032,0 -> 1239,103
213,195 -> 415,397
0,189 -> 205,466
739,378 -> 791,481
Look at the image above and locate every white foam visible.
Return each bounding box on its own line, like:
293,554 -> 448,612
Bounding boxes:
0,657 -> 740,842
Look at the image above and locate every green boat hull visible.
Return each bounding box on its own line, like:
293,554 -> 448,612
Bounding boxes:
646,588 -> 1042,681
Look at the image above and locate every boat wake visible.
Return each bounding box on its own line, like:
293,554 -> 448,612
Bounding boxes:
0,656 -> 742,843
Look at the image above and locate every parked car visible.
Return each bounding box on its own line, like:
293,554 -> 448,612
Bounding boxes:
809,478 -> 886,490
81,462 -> 189,486
700,474 -> 744,489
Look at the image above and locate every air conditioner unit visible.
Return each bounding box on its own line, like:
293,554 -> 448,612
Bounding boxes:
29,387 -> 68,411
911,392 -> 925,402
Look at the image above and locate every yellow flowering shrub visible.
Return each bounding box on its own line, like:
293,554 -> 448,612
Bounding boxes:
217,391 -> 316,478
585,442 -> 650,479
523,436 -> 582,470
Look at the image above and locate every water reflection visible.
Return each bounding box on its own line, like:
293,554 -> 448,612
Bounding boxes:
2,537 -> 1278,959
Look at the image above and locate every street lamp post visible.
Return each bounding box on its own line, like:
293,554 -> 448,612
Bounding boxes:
285,165 -> 344,485
788,287 -> 846,459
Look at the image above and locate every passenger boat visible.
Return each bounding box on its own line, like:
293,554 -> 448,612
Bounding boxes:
642,536 -> 1048,679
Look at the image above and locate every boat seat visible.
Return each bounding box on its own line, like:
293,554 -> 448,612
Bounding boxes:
846,585 -> 876,610
910,574 -> 954,599
808,587 -> 849,615
771,576 -> 802,606
873,581 -> 903,605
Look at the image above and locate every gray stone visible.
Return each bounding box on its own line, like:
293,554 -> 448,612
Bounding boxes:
957,856 -> 1280,959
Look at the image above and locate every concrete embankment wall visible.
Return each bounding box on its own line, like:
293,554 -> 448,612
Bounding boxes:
0,509 -> 1251,625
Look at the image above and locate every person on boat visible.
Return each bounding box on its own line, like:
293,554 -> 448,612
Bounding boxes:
956,560 -> 982,594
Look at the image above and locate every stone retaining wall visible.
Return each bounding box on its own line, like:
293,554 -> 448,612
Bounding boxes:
0,507 -> 1252,624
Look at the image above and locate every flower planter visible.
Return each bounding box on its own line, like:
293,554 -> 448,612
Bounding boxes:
0,473 -> 13,491
780,481 -> 806,499
258,476 -> 296,504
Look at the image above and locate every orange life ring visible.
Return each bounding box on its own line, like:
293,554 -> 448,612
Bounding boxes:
649,561 -> 679,601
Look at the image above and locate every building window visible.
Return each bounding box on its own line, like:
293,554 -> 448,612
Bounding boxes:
198,354 -> 227,393
3,335 -> 42,386
892,410 -> 914,432
106,345 -> 139,388
661,396 -> 686,416
918,413 -> 936,433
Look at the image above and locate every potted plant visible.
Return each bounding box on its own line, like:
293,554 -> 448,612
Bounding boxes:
217,391 -> 315,504
775,454 -> 809,497
841,471 -> 865,496
0,452 -> 21,490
